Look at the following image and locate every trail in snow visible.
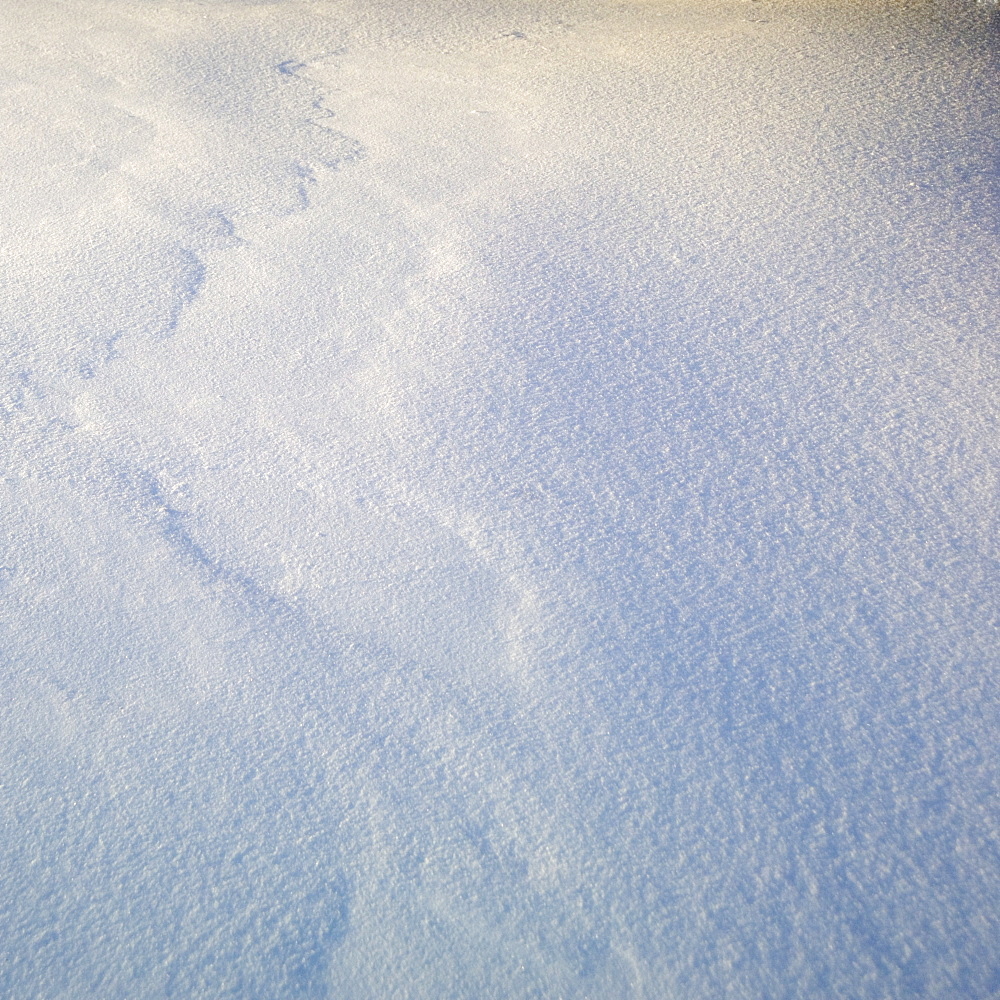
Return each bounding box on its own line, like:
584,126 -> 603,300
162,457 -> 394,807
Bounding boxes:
1,2 -> 999,998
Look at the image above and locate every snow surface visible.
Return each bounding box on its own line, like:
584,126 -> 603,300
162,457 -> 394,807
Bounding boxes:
1,0 -> 999,996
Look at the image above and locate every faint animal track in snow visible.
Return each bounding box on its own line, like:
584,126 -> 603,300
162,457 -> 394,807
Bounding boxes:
307,96 -> 366,171
293,162 -> 318,210
112,465 -> 344,670
160,248 -> 207,338
0,369 -> 42,424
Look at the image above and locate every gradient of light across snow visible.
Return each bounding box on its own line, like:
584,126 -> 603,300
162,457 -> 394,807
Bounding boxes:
1,1 -> 998,997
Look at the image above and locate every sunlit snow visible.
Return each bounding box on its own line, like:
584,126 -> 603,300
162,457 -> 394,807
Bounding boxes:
1,1 -> 998,997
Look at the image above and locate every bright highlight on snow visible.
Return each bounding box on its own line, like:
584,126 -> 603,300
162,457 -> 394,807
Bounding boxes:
1,1 -> 998,996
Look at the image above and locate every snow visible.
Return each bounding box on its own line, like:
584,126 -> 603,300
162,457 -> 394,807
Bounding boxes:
1,1 -> 998,997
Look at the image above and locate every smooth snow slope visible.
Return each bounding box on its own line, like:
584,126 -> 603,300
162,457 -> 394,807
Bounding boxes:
1,1 -> 998,997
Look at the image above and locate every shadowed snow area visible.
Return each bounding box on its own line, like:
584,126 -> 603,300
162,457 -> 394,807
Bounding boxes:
1,0 -> 999,996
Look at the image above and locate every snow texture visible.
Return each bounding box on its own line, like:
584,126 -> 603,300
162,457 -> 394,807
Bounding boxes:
1,0 -> 999,997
